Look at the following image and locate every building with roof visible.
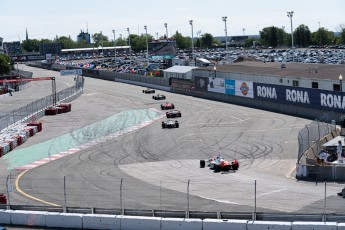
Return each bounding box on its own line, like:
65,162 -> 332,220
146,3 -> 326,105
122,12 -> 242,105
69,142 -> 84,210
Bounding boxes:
77,30 -> 91,44
163,66 -> 198,79
194,61 -> 345,91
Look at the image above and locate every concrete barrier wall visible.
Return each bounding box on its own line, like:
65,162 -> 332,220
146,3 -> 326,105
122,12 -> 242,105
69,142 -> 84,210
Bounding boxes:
82,214 -> 120,230
0,210 -> 11,224
247,221 -> 292,230
291,221 -> 337,230
202,219 -> 248,230
45,212 -> 83,229
119,215 -> 161,230
10,210 -> 46,226
160,218 -> 202,230
4,210 -> 345,229
335,166 -> 345,181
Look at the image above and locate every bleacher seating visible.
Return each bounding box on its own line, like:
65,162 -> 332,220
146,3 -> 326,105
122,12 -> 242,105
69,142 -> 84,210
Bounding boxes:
3,42 -> 23,56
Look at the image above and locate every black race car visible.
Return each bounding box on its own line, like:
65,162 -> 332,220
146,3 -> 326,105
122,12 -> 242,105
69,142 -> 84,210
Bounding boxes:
153,94 -> 166,100
162,120 -> 179,129
161,102 -> 175,110
143,88 -> 155,94
166,110 -> 182,118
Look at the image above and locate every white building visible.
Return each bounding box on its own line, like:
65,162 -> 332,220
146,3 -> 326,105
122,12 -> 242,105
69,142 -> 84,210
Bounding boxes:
163,66 -> 198,79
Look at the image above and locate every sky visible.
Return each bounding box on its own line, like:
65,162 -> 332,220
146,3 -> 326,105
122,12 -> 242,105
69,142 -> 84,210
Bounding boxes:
1,0 -> 345,42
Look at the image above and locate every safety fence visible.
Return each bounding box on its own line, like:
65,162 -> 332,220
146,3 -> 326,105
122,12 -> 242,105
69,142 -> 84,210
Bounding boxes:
2,175 -> 344,216
297,114 -> 337,164
0,81 -> 83,132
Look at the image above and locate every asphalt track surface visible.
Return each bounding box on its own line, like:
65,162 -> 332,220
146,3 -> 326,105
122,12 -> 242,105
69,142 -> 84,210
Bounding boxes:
2,64 -> 345,218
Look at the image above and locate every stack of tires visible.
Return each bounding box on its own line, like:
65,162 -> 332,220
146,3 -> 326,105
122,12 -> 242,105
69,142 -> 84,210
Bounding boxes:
45,103 -> 72,116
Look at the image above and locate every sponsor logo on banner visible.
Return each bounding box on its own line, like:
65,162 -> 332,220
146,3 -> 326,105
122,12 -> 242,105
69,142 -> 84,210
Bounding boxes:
235,81 -> 254,98
254,82 -> 345,112
225,79 -> 235,95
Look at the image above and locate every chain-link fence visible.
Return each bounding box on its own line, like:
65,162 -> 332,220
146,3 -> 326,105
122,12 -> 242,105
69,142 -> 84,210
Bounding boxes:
2,175 -> 345,218
0,80 -> 83,132
297,114 -> 337,163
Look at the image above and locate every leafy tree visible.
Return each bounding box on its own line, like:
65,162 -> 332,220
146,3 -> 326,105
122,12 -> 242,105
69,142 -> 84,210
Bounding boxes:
294,24 -> 311,47
22,39 -> 40,52
0,54 -> 12,75
259,26 -> 279,47
336,24 -> 345,44
92,33 -> 109,46
116,37 -> 128,46
130,34 -> 146,51
54,36 -> 76,49
201,33 -> 214,48
173,31 -> 190,49
311,28 -> 334,46
195,38 -> 201,48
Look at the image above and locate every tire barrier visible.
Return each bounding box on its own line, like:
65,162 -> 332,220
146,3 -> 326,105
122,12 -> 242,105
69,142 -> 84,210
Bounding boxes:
0,195 -> 6,205
0,122 -> 42,158
44,103 -> 72,116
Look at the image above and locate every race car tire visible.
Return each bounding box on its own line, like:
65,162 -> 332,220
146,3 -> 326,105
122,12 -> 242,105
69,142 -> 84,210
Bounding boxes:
224,165 -> 230,171
152,96 -> 155,99
142,90 -> 145,93
175,123 -> 179,128
214,165 -> 220,172
172,105 -> 175,109
200,160 -> 206,168
162,124 -> 165,129
179,113 -> 182,117
152,90 -> 155,93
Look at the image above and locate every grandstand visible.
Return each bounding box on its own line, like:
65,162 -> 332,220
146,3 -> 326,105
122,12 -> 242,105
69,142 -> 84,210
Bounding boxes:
3,41 -> 23,56
149,39 -> 177,57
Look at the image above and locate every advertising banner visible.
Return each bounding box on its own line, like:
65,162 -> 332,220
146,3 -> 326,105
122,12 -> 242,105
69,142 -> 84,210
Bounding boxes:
208,77 -> 225,94
225,79 -> 235,95
235,81 -> 254,98
194,76 -> 209,92
254,83 -> 345,112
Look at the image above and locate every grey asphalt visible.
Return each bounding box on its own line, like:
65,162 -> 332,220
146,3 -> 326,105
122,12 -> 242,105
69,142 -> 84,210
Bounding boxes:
2,65 -> 345,217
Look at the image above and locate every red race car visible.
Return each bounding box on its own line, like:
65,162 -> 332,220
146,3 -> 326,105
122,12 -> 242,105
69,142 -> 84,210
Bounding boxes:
161,102 -> 175,110
200,155 -> 239,172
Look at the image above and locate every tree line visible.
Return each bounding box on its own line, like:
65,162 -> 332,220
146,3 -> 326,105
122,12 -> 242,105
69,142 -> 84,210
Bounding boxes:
18,23 -> 345,53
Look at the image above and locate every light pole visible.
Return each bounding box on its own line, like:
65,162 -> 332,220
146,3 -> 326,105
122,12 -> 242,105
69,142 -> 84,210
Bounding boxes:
112,30 -> 116,62
242,28 -> 245,36
164,23 -> 168,38
222,16 -> 228,60
144,25 -> 149,59
127,28 -> 132,63
287,11 -> 294,61
318,22 -> 321,47
213,65 -> 217,78
100,31 -> 104,63
339,74 -> 343,92
155,32 -> 158,40
189,20 -> 194,65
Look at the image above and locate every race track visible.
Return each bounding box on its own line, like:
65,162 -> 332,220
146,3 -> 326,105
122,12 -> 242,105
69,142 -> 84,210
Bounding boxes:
6,65 -> 345,214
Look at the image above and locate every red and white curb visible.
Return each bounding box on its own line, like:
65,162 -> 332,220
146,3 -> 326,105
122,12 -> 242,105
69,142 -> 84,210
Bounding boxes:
15,109 -> 165,170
